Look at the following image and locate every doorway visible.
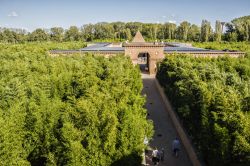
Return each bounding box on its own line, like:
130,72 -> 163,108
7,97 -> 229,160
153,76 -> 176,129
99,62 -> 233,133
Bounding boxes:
138,52 -> 149,73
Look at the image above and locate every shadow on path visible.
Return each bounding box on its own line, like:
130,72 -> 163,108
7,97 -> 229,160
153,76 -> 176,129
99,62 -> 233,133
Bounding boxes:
141,73 -> 192,166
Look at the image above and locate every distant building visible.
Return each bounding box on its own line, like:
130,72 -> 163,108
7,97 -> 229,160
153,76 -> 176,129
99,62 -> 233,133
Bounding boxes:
50,31 -> 244,74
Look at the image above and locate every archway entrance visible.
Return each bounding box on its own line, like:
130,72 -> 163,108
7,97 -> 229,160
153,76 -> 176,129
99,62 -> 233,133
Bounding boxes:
124,31 -> 165,75
138,52 -> 150,73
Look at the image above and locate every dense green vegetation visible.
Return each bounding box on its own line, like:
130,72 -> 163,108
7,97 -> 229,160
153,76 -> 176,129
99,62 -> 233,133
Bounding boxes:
157,55 -> 250,166
232,16 -> 250,24
1,15 -> 249,43
193,42 -> 250,53
0,43 -> 153,165
0,41 -> 87,52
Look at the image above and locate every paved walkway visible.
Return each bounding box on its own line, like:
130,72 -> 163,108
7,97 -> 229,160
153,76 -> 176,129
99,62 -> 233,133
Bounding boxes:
141,73 -> 192,166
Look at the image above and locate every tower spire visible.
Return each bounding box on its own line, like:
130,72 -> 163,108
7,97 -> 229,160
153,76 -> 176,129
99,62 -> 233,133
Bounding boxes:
132,31 -> 145,43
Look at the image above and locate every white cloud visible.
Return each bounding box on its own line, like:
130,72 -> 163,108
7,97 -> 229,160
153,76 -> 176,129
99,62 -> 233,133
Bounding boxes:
168,20 -> 176,24
8,11 -> 18,17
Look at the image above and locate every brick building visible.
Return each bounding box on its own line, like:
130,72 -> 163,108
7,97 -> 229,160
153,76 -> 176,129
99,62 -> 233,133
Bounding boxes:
50,31 -> 244,74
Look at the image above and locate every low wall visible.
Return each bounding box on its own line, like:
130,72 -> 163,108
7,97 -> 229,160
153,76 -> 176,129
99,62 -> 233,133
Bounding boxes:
155,79 -> 202,166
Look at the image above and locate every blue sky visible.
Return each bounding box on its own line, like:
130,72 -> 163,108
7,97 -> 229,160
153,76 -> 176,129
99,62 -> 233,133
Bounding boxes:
0,0 -> 249,31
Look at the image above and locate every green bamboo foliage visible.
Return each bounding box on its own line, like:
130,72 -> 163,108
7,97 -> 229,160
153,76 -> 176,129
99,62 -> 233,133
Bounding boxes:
157,54 -> 250,166
0,43 -> 153,165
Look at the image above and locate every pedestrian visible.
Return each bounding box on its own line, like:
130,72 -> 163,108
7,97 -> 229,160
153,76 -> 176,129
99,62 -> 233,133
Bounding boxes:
144,137 -> 149,153
172,137 -> 180,157
152,147 -> 160,165
144,137 -> 149,146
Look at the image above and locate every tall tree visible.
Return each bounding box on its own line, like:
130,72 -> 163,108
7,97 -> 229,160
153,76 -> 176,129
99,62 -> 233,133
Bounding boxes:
112,22 -> 126,40
64,26 -> 80,41
1,29 -> 15,43
242,21 -> 249,41
157,24 -> 165,40
29,28 -> 49,42
214,20 -> 222,42
50,27 -> 64,42
176,21 -> 191,41
118,28 -> 132,41
81,24 -> 95,42
200,20 -> 212,42
231,16 -> 250,41
0,31 -> 3,41
187,24 -> 200,41
153,24 -> 159,40
125,22 -> 143,36
93,23 -> 115,39
164,23 -> 176,40
124,28 -> 132,40
224,23 -> 238,42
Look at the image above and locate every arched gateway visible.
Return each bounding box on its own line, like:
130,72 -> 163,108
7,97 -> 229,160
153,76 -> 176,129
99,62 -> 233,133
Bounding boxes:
124,31 -> 165,74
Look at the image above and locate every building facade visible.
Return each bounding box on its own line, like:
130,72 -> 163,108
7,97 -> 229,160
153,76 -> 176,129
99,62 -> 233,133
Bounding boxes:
50,31 -> 245,74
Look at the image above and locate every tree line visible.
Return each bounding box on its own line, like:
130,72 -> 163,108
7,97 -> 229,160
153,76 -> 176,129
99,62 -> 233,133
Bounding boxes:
0,42 -> 153,165
156,55 -> 250,166
0,15 -> 249,43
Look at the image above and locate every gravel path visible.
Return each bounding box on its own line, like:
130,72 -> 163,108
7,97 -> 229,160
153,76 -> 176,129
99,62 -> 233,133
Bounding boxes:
141,73 -> 192,166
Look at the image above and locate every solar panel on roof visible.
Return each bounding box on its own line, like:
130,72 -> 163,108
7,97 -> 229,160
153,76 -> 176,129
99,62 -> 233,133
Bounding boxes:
81,47 -> 124,52
164,47 -> 208,52
80,42 -> 232,53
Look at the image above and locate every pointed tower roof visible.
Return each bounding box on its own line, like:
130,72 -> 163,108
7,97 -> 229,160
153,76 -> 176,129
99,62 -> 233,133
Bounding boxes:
132,31 -> 145,43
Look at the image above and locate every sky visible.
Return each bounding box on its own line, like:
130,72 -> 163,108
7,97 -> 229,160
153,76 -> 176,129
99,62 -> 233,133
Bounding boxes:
0,0 -> 249,31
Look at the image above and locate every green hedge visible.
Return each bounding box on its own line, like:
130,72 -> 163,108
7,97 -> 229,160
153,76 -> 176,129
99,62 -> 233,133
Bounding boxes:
157,54 -> 250,166
0,43 -> 153,165
193,42 -> 250,53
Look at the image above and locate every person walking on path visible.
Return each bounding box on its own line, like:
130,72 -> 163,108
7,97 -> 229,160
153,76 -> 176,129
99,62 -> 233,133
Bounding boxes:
172,137 -> 181,157
152,147 -> 160,165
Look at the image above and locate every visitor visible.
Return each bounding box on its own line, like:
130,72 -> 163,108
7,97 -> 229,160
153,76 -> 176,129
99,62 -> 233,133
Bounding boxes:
172,137 -> 180,157
144,137 -> 149,146
152,147 -> 160,165
144,137 -> 149,154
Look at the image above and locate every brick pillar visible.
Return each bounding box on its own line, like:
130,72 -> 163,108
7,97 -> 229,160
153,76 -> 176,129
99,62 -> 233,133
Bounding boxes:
149,59 -> 156,75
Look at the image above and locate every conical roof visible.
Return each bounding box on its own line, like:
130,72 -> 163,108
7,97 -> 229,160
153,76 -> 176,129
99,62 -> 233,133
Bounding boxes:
132,31 -> 145,43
